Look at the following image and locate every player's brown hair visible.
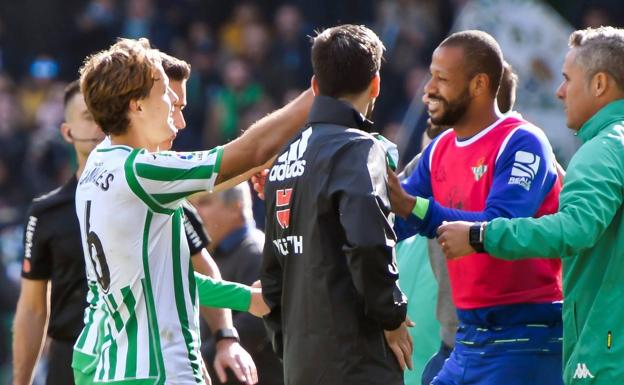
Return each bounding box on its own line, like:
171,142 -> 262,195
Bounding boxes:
160,52 -> 191,82
79,38 -> 161,136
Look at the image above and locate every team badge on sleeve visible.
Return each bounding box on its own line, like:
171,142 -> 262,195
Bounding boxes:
509,151 -> 541,191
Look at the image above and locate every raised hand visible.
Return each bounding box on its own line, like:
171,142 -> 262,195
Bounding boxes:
248,283 -> 270,317
251,169 -> 269,200
387,168 -> 416,218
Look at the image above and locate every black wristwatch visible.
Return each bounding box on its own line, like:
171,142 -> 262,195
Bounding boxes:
469,222 -> 486,253
215,328 -> 240,343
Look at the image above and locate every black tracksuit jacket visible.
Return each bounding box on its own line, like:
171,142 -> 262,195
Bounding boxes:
262,95 -> 408,385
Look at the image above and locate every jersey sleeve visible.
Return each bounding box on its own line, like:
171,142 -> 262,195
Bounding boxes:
182,202 -> 211,255
393,142 -> 434,241
124,147 -> 223,213
327,138 -> 407,331
404,127 -> 559,238
194,272 -> 251,311
21,208 -> 51,280
401,141 -> 434,198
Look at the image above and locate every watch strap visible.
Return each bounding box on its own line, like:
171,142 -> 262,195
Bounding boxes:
469,222 -> 485,253
215,328 -> 240,343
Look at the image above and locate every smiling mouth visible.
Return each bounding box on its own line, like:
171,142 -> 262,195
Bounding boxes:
428,99 -> 443,113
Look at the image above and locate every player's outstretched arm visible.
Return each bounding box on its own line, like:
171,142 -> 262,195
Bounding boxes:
212,156 -> 276,194
248,281 -> 269,318
215,89 -> 313,186
195,272 -> 268,317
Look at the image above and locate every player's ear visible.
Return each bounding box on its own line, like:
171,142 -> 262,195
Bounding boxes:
470,73 -> 488,97
129,99 -> 142,113
369,73 -> 380,99
592,72 -> 608,97
311,76 -> 319,96
60,122 -> 73,144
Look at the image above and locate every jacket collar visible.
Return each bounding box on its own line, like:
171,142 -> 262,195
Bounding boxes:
578,98 -> 624,143
306,95 -> 374,132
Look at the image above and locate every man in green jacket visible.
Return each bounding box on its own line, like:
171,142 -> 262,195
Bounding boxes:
436,26 -> 624,385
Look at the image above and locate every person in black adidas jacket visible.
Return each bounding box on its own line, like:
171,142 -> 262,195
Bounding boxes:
261,24 -> 412,385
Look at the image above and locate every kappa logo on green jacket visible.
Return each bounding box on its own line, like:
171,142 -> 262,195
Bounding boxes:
572,363 -> 594,380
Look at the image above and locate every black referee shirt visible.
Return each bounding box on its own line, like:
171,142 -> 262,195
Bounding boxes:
21,176 -> 86,342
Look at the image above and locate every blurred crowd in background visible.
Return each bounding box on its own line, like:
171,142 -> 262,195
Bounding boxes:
0,0 -> 623,381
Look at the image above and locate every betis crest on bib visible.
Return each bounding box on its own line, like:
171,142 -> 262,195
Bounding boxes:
471,157 -> 488,181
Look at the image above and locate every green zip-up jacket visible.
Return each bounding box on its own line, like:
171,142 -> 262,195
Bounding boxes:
484,99 -> 624,385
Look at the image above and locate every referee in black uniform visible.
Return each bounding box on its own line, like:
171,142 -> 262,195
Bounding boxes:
12,80 -> 104,385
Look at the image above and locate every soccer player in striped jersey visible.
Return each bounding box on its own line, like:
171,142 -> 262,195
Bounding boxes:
74,38 -> 311,385
73,52 -> 265,385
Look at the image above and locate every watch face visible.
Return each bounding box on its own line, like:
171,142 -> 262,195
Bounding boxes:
469,223 -> 485,252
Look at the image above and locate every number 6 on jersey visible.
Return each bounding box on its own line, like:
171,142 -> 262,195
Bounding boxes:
84,200 -> 111,292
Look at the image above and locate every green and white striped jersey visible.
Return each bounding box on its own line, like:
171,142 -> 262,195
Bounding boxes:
73,138 -> 111,378
75,139 -> 223,384
72,273 -> 252,383
72,280 -> 108,375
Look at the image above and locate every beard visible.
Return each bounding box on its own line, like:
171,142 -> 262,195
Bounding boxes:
425,118 -> 449,140
429,87 -> 471,127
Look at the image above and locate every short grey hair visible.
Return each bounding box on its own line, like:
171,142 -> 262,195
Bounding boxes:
217,182 -> 255,225
569,26 -> 624,91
